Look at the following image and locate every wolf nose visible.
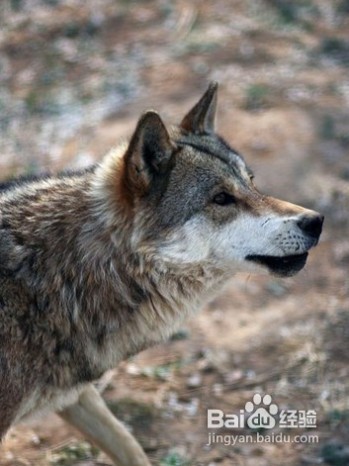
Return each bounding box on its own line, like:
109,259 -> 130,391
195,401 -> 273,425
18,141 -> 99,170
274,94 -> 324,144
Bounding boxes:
297,214 -> 324,238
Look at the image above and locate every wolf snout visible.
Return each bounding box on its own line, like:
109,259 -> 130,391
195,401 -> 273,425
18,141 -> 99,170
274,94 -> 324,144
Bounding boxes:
297,213 -> 324,241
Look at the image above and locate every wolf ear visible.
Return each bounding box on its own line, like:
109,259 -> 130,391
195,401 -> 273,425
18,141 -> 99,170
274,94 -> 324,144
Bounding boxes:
124,111 -> 175,193
180,81 -> 218,134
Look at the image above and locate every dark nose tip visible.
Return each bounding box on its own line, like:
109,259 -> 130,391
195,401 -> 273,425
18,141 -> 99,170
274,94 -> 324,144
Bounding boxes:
297,214 -> 324,238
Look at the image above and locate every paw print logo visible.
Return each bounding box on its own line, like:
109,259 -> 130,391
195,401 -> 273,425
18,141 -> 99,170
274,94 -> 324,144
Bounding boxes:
245,394 -> 278,429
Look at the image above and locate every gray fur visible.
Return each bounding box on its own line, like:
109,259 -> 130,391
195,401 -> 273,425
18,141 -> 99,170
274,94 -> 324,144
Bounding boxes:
0,84 -> 322,465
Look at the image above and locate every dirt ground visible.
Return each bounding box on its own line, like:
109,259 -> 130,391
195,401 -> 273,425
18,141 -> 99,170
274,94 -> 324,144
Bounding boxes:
0,1 -> 348,465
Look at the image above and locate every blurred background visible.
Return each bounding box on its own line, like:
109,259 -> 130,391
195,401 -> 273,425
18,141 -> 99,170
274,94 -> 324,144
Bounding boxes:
0,1 -> 348,465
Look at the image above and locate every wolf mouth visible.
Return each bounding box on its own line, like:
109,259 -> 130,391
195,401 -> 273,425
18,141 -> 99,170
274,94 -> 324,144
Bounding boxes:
246,252 -> 309,277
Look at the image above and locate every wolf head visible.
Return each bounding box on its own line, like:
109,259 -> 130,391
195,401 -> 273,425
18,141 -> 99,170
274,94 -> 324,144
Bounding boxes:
99,82 -> 323,278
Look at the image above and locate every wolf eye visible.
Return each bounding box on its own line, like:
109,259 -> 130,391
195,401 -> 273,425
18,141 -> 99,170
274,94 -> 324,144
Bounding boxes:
212,192 -> 236,206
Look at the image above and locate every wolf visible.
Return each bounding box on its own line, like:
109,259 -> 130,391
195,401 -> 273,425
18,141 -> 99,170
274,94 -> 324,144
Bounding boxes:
0,82 -> 323,465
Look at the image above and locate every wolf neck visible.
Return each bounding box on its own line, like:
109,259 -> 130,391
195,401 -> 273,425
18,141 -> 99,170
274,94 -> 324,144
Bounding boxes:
81,210 -> 224,363
81,250 -> 224,374
79,227 -> 224,374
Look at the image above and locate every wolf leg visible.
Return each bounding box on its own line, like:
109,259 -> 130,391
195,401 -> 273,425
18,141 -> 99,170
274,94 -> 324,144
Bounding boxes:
59,384 -> 151,466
